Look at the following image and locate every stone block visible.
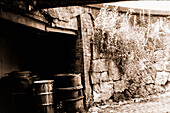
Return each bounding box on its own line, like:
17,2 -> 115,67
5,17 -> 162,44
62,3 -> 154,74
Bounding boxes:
92,59 -> 108,72
113,80 -> 128,92
100,72 -> 109,82
91,73 -> 100,84
155,72 -> 169,85
93,91 -> 101,102
108,60 -> 120,81
93,81 -> 114,102
93,84 -> 101,102
100,81 -> 114,93
100,81 -> 114,101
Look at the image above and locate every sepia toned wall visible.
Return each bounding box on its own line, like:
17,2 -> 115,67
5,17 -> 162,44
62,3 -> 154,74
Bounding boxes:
90,5 -> 170,103
1,3 -> 170,109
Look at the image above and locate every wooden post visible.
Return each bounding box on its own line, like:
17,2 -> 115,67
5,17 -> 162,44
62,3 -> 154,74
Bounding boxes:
76,13 -> 94,110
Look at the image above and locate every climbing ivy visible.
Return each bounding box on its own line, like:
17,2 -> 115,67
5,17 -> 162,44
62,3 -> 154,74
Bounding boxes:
94,5 -> 170,96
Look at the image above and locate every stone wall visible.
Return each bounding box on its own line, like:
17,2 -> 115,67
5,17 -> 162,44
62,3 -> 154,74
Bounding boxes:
50,5 -> 170,104
91,5 -> 170,103
11,4 -> 170,106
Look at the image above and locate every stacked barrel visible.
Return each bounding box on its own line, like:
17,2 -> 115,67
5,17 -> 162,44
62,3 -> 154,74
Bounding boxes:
33,80 -> 54,113
9,71 -> 33,113
8,72 -> 84,113
54,73 -> 84,112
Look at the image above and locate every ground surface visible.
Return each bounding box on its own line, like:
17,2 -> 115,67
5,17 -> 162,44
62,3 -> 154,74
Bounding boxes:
88,92 -> 170,113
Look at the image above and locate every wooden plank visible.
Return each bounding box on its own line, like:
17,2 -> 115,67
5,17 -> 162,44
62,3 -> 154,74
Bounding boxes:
0,8 -> 78,35
0,9 -> 46,31
46,26 -> 77,35
77,13 -> 94,109
27,0 -> 124,9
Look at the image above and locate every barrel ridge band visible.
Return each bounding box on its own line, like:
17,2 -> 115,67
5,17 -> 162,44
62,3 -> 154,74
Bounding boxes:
55,73 -> 81,77
40,103 -> 53,106
35,92 -> 53,95
64,96 -> 84,102
34,80 -> 54,84
55,85 -> 83,90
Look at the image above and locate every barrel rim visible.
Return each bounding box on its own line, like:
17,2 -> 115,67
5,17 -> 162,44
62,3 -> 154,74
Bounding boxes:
55,85 -> 83,91
16,71 -> 32,74
11,76 -> 32,79
34,80 -> 54,84
54,73 -> 81,77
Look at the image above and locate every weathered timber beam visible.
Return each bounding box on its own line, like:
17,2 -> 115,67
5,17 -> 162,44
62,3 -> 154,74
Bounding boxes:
24,0 -> 125,9
0,8 -> 77,35
46,26 -> 77,35
0,8 -> 46,30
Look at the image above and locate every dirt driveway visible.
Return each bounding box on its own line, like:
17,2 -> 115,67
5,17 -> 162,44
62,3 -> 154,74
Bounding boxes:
88,92 -> 170,113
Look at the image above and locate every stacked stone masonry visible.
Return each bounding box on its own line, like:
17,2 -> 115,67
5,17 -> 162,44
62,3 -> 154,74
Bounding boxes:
31,5 -> 170,105
86,7 -> 170,103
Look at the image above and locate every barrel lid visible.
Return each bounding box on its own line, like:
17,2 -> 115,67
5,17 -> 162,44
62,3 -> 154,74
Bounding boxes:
16,71 -> 32,74
55,73 -> 81,77
34,80 -> 54,84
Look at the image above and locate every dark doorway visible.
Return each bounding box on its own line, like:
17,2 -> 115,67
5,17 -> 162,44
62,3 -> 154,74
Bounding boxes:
0,18 -> 77,79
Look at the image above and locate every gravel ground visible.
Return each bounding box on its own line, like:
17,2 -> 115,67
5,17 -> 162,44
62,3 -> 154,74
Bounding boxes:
88,92 -> 170,113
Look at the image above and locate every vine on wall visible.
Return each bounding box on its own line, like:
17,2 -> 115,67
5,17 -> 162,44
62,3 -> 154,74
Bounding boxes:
94,5 -> 170,97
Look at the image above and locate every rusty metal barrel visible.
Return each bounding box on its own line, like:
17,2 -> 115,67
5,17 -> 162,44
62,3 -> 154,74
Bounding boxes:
54,73 -> 84,112
33,80 -> 54,113
9,71 -> 33,113
9,71 -> 32,93
62,96 -> 84,112
55,85 -> 83,100
54,73 -> 82,88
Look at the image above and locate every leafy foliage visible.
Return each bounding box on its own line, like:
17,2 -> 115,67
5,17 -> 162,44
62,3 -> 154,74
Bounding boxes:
94,5 -> 170,96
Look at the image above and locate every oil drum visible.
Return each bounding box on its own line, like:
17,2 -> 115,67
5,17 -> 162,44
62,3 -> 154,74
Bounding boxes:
54,73 -> 84,112
9,71 -> 32,93
9,71 -> 33,113
62,96 -> 85,112
54,73 -> 82,88
33,80 -> 54,113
